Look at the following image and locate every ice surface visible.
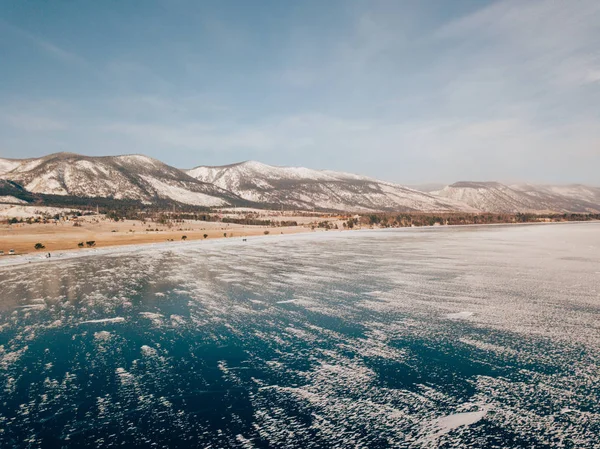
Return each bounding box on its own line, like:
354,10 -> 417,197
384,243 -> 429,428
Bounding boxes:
0,223 -> 599,447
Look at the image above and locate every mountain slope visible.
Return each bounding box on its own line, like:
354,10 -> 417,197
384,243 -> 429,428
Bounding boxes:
0,153 -> 244,207
186,161 -> 474,212
0,179 -> 36,204
433,182 -> 600,213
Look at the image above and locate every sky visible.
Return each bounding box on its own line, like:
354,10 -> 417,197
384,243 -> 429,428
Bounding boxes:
0,0 -> 599,185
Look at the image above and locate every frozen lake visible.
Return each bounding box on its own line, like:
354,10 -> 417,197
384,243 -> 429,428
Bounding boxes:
0,223 -> 599,448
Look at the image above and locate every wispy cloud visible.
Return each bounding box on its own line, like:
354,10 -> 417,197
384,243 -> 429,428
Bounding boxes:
433,0 -> 600,89
0,19 -> 84,64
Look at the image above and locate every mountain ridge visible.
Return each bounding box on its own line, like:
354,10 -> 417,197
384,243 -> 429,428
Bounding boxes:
1,152 -> 599,213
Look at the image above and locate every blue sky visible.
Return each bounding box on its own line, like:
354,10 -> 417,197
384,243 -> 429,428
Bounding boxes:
1,0 -> 599,184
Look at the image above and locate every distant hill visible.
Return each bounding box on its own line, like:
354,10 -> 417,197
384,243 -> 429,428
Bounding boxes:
432,181 -> 600,213
510,183 -> 600,212
405,183 -> 446,193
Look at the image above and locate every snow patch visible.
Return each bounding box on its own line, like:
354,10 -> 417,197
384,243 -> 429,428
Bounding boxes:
445,311 -> 474,320
79,317 -> 125,325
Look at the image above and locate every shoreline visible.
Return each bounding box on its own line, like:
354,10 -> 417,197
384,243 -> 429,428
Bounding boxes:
0,220 -> 596,270
0,226 -> 344,269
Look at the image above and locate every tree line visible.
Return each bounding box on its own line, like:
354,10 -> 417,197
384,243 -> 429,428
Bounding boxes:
362,212 -> 600,227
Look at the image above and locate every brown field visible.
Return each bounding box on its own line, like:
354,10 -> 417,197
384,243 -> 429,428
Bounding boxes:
0,215 -> 347,256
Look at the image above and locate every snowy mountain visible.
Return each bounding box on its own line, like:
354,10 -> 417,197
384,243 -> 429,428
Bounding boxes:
0,153 -> 244,207
2,153 -> 597,213
186,161 -> 474,212
432,182 -> 600,213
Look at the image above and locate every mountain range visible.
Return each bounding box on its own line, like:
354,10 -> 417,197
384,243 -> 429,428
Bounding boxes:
0,152 -> 599,214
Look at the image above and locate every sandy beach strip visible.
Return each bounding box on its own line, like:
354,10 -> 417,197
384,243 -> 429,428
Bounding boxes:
0,213 -> 352,261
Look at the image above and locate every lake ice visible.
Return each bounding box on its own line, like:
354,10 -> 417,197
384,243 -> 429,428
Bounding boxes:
0,223 -> 599,448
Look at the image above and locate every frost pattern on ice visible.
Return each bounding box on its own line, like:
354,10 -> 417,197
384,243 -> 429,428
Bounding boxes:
0,223 -> 599,447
